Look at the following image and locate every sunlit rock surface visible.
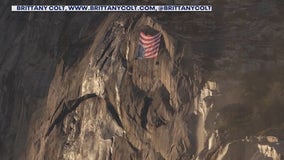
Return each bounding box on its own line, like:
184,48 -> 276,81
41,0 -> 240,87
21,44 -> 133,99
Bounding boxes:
0,0 -> 284,159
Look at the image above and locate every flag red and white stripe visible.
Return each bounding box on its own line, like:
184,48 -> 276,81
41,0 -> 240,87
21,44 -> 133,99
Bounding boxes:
138,32 -> 161,59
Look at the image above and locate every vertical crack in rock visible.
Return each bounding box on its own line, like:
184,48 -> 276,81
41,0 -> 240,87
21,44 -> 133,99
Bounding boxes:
106,100 -> 124,129
141,97 -> 153,130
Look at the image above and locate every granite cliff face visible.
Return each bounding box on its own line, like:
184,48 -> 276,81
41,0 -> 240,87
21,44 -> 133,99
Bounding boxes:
1,0 -> 284,160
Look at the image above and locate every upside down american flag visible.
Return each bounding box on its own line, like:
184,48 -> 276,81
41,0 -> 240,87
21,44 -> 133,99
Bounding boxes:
136,31 -> 161,59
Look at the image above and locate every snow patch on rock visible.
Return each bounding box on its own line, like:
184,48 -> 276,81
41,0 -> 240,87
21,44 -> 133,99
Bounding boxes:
81,67 -> 105,97
216,143 -> 230,160
194,81 -> 217,153
257,144 -> 281,160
